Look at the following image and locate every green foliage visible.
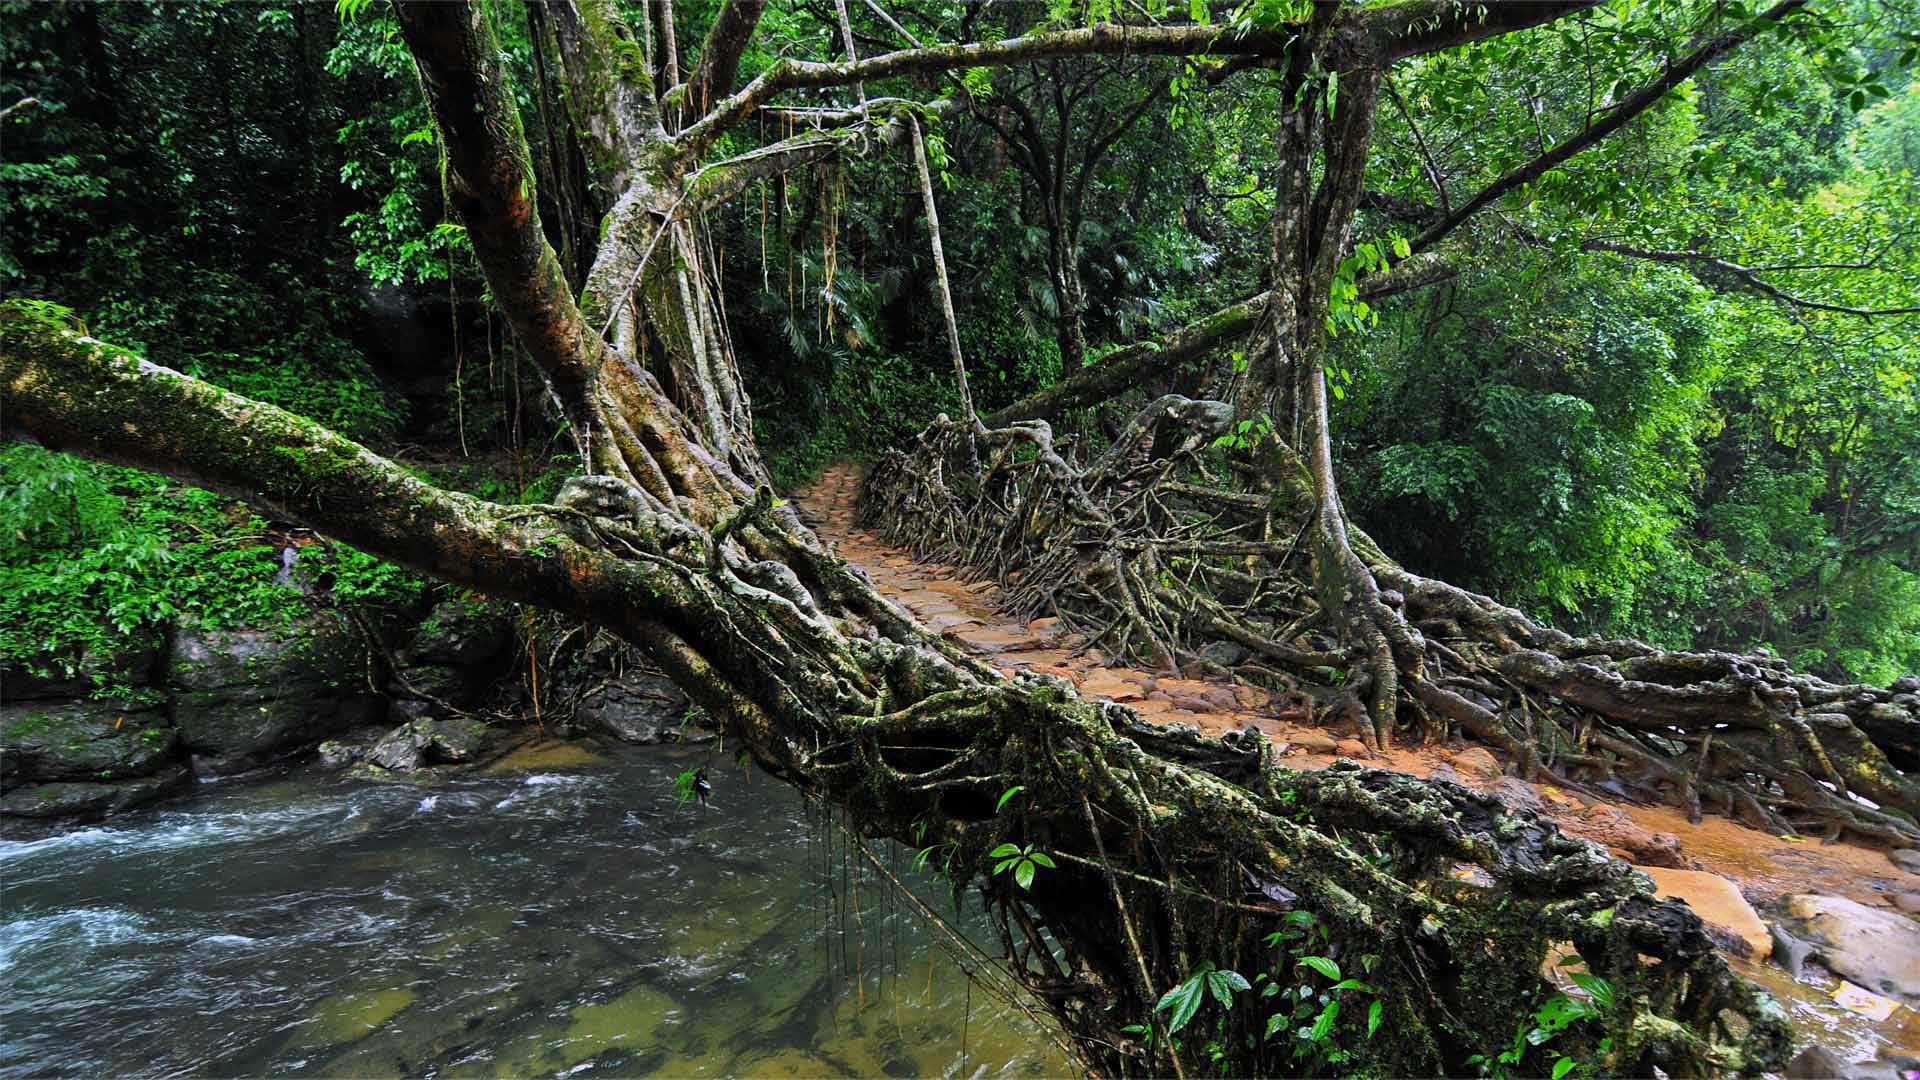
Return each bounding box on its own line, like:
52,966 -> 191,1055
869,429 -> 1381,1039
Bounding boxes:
1155,961 -> 1249,1036
987,841 -> 1054,890
1253,910 -> 1384,1073
184,346 -> 405,442
1465,971 -> 1614,1080
0,445 -> 428,696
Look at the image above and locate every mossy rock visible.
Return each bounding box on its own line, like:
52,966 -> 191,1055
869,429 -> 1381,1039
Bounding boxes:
0,699 -> 177,783
0,764 -> 190,820
168,621 -> 382,771
399,598 -> 513,670
364,716 -> 496,772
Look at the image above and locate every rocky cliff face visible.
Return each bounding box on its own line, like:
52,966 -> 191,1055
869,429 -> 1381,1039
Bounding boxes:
2,618 -> 378,824
2,598 -> 715,827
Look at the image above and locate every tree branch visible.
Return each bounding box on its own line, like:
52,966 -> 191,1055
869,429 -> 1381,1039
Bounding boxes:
1584,240 -> 1920,316
986,296 -> 1267,425
1412,0 -> 1809,254
674,0 -> 768,119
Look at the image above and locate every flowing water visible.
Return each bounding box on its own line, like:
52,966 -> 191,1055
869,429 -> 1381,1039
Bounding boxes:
0,740 -> 1068,1078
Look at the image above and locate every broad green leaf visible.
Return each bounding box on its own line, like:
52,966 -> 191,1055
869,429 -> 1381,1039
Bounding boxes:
1307,1000 -> 1339,1042
1297,956 -> 1340,981
1570,973 -> 1615,1012
1163,979 -> 1204,1035
988,842 -> 1021,858
995,786 -> 1025,813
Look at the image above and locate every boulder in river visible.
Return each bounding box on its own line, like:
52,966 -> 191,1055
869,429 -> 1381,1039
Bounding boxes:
1889,847 -> 1920,875
0,764 -> 190,820
573,674 -> 692,744
1,698 -> 176,783
364,717 -> 495,772
169,621 -> 382,774
1780,893 -> 1920,1002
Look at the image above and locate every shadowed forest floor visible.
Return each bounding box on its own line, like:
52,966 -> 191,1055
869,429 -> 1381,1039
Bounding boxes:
794,462 -> 1920,921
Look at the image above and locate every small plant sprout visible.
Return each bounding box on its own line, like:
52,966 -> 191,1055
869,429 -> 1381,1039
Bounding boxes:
988,842 -> 1054,890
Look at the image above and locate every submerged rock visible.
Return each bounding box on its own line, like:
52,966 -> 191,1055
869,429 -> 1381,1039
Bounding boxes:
1781,893 -> 1920,1001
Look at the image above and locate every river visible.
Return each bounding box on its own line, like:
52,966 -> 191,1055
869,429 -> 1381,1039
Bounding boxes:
0,739 -> 1066,1078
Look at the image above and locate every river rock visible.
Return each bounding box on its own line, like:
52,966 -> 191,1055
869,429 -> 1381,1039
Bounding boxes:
1288,731 -> 1340,755
364,717 -> 494,772
1636,867 -> 1772,961
169,622 -> 382,774
1892,892 -> 1920,915
1202,641 -> 1251,668
1,699 -> 176,783
1782,893 -> 1920,1001
574,674 -> 690,744
0,764 -> 190,820
1890,848 -> 1920,875
1486,777 -> 1549,814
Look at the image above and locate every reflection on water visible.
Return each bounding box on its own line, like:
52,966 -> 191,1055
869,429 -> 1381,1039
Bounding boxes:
0,741 -> 1068,1078
1731,957 -> 1920,1064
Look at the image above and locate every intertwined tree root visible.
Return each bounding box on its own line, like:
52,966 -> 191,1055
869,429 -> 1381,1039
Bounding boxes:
861,405 -> 1920,846
825,659 -> 1792,1076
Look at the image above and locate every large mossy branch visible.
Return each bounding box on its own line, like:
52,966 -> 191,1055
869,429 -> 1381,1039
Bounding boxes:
0,301 -> 836,773
398,0 -> 755,513
396,0 -> 624,476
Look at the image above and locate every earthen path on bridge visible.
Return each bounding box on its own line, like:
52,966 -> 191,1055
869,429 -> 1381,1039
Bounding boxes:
790,462 -> 1920,921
